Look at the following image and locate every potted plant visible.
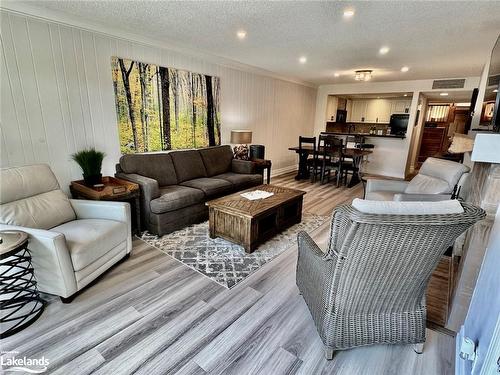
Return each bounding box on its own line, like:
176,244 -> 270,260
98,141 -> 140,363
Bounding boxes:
71,148 -> 105,186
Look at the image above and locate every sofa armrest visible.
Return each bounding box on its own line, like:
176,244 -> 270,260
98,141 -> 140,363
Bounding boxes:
0,224 -> 77,298
231,159 -> 255,174
365,178 -> 409,193
70,200 -> 132,252
393,193 -> 453,202
116,172 -> 160,201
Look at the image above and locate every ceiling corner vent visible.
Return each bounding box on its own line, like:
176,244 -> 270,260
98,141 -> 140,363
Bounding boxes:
432,79 -> 466,89
488,74 -> 500,87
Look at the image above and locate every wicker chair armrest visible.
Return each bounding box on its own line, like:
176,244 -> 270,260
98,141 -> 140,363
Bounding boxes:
297,231 -> 332,289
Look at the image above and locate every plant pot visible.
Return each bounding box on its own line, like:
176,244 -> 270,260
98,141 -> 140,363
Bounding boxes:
83,174 -> 102,186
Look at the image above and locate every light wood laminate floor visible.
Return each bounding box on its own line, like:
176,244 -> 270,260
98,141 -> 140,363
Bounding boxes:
2,173 -> 455,374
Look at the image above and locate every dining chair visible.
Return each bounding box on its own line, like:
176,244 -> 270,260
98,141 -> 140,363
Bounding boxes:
299,136 -> 317,182
342,135 -> 366,186
319,135 -> 343,186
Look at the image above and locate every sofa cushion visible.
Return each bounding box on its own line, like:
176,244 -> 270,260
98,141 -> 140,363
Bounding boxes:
150,185 -> 205,214
404,174 -> 451,194
0,190 -> 76,230
119,153 -> 177,186
170,150 -> 207,183
51,219 -> 128,271
199,146 -> 234,177
352,198 -> 464,215
180,178 -> 233,198
214,172 -> 262,189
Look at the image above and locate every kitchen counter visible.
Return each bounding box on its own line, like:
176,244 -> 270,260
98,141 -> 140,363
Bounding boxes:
323,131 -> 406,139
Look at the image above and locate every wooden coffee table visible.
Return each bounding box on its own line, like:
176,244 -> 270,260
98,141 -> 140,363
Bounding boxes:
206,184 -> 306,253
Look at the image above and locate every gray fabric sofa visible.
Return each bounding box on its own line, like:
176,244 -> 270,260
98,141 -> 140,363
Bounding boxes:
116,145 -> 263,235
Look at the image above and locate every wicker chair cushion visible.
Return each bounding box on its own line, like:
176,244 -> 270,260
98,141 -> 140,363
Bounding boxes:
352,198 -> 464,215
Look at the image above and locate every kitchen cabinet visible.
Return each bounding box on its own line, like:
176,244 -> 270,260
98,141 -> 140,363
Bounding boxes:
391,100 -> 412,114
365,99 -> 392,123
348,98 -> 411,123
350,100 -> 368,122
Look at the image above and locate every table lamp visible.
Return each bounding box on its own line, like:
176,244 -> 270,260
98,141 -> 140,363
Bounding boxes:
231,130 -> 252,160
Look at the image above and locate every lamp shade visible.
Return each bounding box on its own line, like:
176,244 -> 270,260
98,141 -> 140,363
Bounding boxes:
231,130 -> 252,144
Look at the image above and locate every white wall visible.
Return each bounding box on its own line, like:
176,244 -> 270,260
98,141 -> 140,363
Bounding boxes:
0,10 -> 317,189
314,78 -> 480,177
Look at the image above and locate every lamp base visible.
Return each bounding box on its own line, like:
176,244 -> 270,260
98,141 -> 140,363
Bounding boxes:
233,145 -> 249,160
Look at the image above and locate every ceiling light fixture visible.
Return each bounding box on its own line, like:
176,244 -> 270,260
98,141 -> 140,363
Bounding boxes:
299,56 -> 307,64
334,72 -> 340,77
440,92 -> 449,96
494,89 -> 499,93
343,8 -> 355,18
354,70 -> 372,81
379,46 -> 390,55
404,94 -> 408,97
401,66 -> 409,72
236,30 -> 247,40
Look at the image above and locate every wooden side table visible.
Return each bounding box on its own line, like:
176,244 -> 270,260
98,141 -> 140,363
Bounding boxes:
70,176 -> 141,236
252,159 -> 272,184
0,231 -> 44,338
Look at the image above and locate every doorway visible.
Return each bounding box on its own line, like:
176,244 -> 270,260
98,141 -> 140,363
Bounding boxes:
410,90 -> 473,170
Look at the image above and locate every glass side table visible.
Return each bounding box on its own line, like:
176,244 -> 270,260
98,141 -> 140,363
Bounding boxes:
0,230 -> 44,338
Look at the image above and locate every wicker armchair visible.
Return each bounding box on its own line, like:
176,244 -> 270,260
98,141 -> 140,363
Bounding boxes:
296,200 -> 485,359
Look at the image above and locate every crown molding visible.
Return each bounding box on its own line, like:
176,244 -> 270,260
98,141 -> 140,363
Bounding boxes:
0,1 -> 317,89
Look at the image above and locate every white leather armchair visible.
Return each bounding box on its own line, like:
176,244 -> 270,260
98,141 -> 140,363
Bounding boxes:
0,164 -> 131,302
365,157 -> 470,201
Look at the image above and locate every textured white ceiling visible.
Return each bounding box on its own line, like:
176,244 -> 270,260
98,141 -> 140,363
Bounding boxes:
11,1 -> 500,85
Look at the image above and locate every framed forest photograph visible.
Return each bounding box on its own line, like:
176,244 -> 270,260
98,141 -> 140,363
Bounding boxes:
111,57 -> 221,154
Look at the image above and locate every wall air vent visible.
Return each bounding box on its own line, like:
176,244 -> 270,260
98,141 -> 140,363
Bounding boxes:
432,79 -> 466,89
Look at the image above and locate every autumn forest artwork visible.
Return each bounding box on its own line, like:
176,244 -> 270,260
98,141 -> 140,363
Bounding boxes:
111,57 -> 221,153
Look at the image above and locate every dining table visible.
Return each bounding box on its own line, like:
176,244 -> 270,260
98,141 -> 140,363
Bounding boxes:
288,145 -> 372,187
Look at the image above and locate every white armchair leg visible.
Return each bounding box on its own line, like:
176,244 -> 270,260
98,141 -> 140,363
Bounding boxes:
413,343 -> 424,354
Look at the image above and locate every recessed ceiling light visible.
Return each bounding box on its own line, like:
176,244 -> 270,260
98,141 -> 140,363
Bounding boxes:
440,92 -> 449,96
401,66 -> 409,72
334,72 -> 340,77
236,30 -> 247,40
299,56 -> 307,64
404,94 -> 408,97
343,8 -> 355,18
494,89 -> 499,93
379,46 -> 390,55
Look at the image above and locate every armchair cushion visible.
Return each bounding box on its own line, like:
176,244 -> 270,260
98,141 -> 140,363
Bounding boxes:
199,146 -> 233,177
417,157 -> 470,191
51,219 -> 128,271
0,190 -> 76,229
365,190 -> 397,201
352,198 -> 464,215
150,185 -> 205,214
180,178 -> 232,198
214,172 -> 263,189
404,174 -> 450,194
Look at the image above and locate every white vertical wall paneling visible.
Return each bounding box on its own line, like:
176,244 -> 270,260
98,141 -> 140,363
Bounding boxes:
2,13 -> 36,165
0,11 -> 316,189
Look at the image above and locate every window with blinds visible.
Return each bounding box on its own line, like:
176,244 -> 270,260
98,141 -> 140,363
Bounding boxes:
426,105 -> 450,122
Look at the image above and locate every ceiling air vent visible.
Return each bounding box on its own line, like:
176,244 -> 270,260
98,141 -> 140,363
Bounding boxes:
432,79 -> 466,89
488,74 -> 500,87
